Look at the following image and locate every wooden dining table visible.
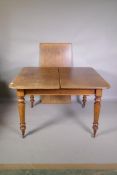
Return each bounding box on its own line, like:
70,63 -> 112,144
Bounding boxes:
9,67 -> 110,138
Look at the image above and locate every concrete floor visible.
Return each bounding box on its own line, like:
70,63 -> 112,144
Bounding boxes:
0,98 -> 117,163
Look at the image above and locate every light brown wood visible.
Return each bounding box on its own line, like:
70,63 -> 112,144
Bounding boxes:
0,164 -> 117,170
9,67 -> 110,138
17,90 -> 26,138
9,67 -> 60,89
25,89 -> 95,95
30,95 -> 34,108
93,89 -> 102,137
39,43 -> 72,104
40,95 -> 70,104
59,67 -> 110,89
10,67 -> 110,90
82,95 -> 87,108
40,43 -> 72,67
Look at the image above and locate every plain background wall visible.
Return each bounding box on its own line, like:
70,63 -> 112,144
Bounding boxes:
0,0 -> 117,100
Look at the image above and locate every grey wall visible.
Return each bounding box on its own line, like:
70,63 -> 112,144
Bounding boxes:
0,0 -> 117,100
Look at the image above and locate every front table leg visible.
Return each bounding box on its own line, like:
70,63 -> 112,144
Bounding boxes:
93,95 -> 101,137
17,92 -> 26,138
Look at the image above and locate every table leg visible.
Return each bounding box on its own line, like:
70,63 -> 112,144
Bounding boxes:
93,95 -> 101,137
30,95 -> 34,108
17,93 -> 26,138
82,95 -> 87,108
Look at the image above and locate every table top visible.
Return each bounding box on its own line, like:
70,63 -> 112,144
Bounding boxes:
59,67 -> 110,89
9,67 -> 60,89
9,67 -> 110,89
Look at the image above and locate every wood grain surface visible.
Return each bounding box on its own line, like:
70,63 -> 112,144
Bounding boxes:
9,67 -> 110,90
9,67 -> 60,89
39,43 -> 72,67
39,43 -> 72,103
59,67 -> 110,89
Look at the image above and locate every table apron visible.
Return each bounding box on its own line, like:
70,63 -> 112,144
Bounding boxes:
24,89 -> 96,95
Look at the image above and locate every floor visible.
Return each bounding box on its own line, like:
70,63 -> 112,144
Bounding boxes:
0,97 -> 117,163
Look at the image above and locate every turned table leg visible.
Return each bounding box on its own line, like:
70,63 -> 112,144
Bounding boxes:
30,95 -> 34,108
93,93 -> 101,137
17,90 -> 26,138
82,95 -> 87,108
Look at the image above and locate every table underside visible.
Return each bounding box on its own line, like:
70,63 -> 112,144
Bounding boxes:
24,89 -> 95,95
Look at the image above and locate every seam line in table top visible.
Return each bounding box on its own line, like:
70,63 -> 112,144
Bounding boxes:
58,68 -> 61,89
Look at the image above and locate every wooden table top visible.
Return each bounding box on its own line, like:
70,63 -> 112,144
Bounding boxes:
9,67 -> 110,89
9,67 -> 60,89
59,67 -> 110,89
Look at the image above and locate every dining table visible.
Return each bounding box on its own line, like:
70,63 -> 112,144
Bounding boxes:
9,67 -> 110,138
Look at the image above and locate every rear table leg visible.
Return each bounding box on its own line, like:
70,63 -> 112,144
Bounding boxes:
30,95 -> 34,108
82,95 -> 87,108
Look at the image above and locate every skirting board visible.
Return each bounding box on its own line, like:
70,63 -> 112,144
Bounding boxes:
0,164 -> 117,170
